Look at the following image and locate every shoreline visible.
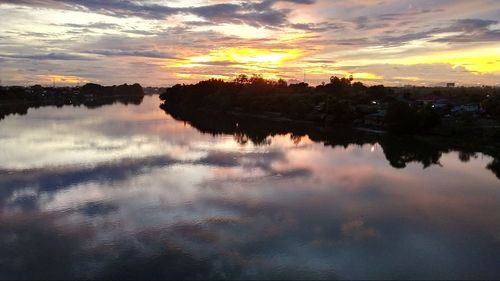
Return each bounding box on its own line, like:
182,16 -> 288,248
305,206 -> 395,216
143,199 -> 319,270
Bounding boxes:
162,103 -> 499,142
160,102 -> 500,171
0,94 -> 145,120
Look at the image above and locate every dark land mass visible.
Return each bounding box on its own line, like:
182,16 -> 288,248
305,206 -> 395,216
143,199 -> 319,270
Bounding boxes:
162,104 -> 500,180
159,75 -> 500,139
159,75 -> 500,180
0,83 -> 144,120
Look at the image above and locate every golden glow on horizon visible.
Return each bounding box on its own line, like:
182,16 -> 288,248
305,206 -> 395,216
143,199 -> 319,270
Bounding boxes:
169,47 -> 304,81
329,69 -> 383,80
394,76 -> 421,81
176,73 -> 193,78
350,72 -> 383,80
400,46 -> 500,74
2,1 -> 500,86
338,46 -> 500,75
175,72 -> 282,82
210,48 -> 299,63
40,75 -> 88,84
177,48 -> 303,67
172,47 -> 386,82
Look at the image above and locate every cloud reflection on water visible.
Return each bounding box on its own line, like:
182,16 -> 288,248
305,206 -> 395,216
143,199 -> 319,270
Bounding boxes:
0,96 -> 499,279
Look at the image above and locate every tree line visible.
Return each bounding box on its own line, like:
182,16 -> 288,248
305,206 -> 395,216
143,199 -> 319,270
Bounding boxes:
160,74 -> 500,135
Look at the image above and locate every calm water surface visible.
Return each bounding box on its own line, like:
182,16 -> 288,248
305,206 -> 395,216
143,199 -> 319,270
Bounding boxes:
0,96 -> 499,280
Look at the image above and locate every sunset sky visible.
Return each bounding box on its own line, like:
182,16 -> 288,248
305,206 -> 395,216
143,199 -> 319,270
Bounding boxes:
0,0 -> 499,86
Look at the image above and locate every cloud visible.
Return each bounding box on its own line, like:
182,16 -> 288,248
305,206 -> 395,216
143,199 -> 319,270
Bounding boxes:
290,22 -> 344,32
86,49 -> 179,59
346,18 -> 500,47
341,219 -> 379,240
1,0 -> 180,19
1,0 -> 500,85
1,155 -> 170,183
376,8 -> 444,23
186,1 -> 316,27
0,0 -> 315,27
432,19 -> 500,43
77,201 -> 119,216
57,22 -> 121,30
0,53 -> 95,61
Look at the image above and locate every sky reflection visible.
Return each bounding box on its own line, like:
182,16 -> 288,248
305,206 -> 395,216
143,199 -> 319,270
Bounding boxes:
0,96 -> 499,279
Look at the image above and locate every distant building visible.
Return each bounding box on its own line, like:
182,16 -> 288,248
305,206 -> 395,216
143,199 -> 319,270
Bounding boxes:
447,83 -> 456,88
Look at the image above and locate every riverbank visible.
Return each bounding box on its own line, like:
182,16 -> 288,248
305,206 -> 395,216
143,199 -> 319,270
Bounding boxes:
161,102 -> 500,160
0,83 -> 145,120
161,101 -> 500,143
159,76 -> 500,138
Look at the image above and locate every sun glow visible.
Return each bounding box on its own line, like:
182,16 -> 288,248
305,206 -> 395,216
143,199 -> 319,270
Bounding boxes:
328,69 -> 383,80
400,46 -> 500,74
181,48 -> 303,66
338,46 -> 500,75
39,75 -> 88,84
350,72 -> 383,80
2,1 -> 500,86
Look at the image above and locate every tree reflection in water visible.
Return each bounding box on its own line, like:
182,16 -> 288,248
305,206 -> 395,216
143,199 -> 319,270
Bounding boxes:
162,103 -> 500,180
0,95 -> 144,120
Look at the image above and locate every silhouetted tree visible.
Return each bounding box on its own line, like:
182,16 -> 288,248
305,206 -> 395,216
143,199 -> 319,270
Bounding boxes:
234,74 -> 249,85
385,101 -> 419,133
419,104 -> 441,130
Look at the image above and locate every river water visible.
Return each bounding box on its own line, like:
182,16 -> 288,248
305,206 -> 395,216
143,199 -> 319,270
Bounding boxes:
0,95 -> 499,279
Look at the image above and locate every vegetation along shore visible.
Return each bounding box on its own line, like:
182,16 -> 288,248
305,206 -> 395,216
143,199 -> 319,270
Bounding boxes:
160,75 -> 500,139
0,83 -> 145,120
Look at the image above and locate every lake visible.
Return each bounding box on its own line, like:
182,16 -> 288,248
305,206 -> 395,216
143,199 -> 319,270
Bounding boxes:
0,95 -> 499,280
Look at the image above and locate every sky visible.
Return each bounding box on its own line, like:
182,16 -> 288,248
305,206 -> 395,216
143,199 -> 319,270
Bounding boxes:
0,0 -> 499,86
